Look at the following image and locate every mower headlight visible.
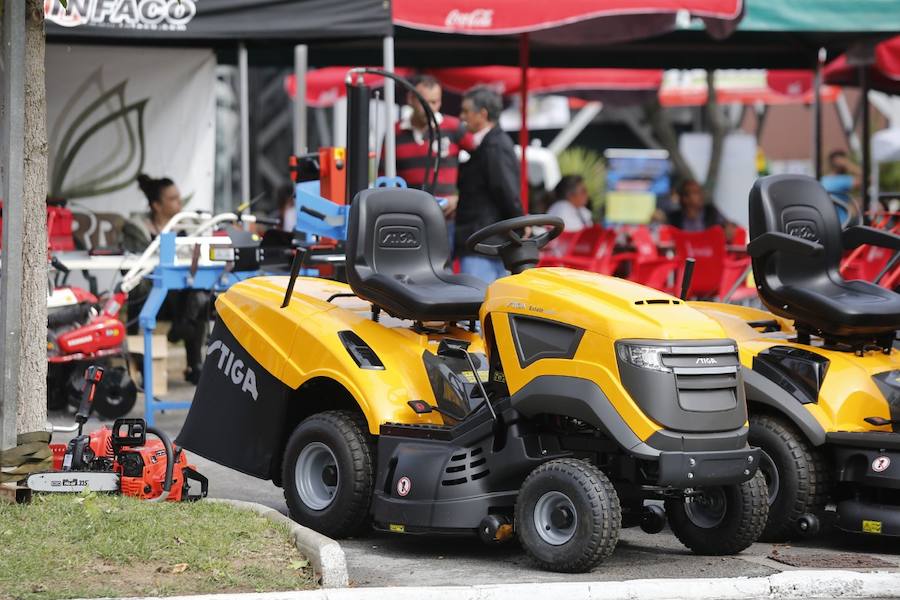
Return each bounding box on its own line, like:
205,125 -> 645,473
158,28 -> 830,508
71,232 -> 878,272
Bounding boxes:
616,343 -> 671,373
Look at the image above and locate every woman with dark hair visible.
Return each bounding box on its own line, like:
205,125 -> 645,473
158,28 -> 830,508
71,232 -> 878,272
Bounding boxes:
122,173 -> 207,385
548,174 -> 592,232
122,174 -> 183,253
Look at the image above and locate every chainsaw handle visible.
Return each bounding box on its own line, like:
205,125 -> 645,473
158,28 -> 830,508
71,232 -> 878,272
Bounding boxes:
146,426 -> 174,501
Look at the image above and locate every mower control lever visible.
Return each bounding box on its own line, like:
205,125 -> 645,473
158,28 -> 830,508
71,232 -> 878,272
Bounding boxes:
437,339 -> 497,422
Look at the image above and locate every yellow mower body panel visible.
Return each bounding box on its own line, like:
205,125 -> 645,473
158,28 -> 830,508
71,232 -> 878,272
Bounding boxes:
215,276 -> 483,433
692,301 -> 898,435
482,268 -> 737,443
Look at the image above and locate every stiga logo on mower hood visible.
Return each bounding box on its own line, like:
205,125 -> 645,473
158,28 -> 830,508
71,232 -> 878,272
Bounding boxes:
207,340 -> 258,401
379,226 -> 420,249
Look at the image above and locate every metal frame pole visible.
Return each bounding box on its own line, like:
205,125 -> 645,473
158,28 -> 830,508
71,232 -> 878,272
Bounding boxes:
239,43 -> 251,206
812,49 -> 824,180
519,33 -> 530,212
861,64 -> 871,209
0,0 -> 27,450
383,36 -> 397,179
293,45 -> 308,156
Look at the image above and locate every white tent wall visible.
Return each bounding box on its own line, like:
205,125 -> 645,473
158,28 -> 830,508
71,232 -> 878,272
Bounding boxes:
45,44 -> 216,249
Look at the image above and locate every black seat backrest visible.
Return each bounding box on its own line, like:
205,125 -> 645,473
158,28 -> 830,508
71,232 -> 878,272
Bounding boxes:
346,187 -> 453,295
749,174 -> 843,294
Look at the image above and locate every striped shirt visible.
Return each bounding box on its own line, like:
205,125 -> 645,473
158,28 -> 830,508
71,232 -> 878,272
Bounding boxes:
395,113 -> 473,197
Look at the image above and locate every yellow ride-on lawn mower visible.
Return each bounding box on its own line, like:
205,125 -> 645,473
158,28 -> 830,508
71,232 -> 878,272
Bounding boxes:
694,174 -> 900,541
178,188 -> 767,572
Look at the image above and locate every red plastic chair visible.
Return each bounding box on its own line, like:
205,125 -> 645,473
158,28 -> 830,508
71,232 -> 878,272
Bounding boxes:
625,226 -> 680,294
673,226 -> 756,302
560,226 -> 618,274
539,229 -> 582,267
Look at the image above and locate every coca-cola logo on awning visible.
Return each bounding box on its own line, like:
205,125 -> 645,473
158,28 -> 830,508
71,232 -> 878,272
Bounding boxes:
44,0 -> 197,31
444,8 -> 494,29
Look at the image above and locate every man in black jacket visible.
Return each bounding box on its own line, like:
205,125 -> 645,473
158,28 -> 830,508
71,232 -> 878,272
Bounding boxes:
456,86 -> 523,283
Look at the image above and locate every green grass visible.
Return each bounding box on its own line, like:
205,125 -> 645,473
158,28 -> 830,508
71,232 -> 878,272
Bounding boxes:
0,493 -> 317,600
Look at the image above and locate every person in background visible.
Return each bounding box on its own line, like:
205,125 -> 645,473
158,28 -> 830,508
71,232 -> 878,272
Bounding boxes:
665,179 -> 723,232
665,178 -> 740,243
547,175 -> 593,232
275,183 -> 296,232
822,148 -> 862,224
395,75 -> 472,234
456,86 -> 524,283
122,173 -> 209,385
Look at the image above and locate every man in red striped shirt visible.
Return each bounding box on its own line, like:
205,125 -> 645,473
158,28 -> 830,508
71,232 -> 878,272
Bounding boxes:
395,75 -> 473,228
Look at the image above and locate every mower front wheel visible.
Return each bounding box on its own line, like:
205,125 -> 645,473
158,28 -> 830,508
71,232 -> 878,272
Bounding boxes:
665,470 -> 768,555
516,458 -> 621,573
282,410 -> 375,538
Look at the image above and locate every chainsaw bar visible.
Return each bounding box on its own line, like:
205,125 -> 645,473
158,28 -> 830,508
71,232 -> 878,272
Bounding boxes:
26,471 -> 120,493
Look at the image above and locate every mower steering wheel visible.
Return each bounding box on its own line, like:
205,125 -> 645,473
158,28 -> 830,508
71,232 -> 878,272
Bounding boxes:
465,215 -> 565,274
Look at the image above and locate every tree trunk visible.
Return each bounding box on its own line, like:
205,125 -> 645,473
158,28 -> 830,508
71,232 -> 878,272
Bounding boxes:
644,99 -> 696,185
703,69 -> 727,200
17,0 -> 47,434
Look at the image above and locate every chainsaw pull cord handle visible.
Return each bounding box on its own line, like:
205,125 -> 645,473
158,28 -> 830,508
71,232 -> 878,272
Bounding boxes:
146,426 -> 174,502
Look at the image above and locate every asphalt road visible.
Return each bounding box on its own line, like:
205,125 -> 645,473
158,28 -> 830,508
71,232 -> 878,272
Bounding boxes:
48,374 -> 900,588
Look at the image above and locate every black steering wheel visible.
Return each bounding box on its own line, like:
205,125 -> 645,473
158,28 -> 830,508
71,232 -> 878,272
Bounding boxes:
465,215 -> 565,274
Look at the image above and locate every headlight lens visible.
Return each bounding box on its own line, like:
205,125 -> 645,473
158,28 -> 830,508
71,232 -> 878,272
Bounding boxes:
616,343 -> 671,373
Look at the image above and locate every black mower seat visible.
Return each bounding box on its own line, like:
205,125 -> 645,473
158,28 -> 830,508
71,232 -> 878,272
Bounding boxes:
748,174 -> 900,338
346,188 -> 487,322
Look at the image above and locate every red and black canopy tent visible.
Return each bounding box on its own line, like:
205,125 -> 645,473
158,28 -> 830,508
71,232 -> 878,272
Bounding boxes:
390,0 -> 745,208
824,36 -> 900,206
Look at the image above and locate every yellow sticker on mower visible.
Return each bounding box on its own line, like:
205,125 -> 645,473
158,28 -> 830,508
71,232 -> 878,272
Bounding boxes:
862,520 -> 882,534
389,524 -> 405,533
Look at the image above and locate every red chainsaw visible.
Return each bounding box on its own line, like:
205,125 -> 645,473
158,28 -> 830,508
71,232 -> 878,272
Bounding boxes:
27,365 -> 207,501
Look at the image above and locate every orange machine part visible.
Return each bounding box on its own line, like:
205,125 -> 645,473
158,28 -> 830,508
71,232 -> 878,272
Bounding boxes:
318,147 -> 346,204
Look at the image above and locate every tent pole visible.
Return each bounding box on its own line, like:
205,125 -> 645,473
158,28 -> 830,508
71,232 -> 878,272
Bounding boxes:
0,0 -> 26,451
812,49 -> 823,180
861,64 -> 871,210
519,33 -> 529,212
383,36 -> 397,179
239,43 -> 251,206
294,45 -> 308,156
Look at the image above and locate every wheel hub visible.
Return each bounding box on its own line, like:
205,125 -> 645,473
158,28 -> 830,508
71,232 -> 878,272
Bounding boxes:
758,450 -> 780,506
683,487 -> 727,529
295,442 -> 339,511
534,491 -> 578,545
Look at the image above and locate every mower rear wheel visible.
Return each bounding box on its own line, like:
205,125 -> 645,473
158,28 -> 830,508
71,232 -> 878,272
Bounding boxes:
516,458 -> 621,573
749,414 -> 831,541
665,470 -> 768,555
282,410 -> 375,538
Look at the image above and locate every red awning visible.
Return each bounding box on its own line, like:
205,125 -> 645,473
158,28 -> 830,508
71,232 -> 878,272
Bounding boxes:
284,67 -> 414,107
393,0 -> 743,39
429,66 -> 663,96
824,36 -> 900,93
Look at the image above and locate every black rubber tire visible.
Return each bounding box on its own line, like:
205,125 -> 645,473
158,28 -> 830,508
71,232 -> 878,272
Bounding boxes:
749,413 -> 831,541
516,458 -> 621,573
665,471 -> 768,555
282,410 -> 375,538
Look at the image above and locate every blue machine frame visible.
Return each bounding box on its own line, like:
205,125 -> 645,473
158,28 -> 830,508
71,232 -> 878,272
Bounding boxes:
137,232 -> 257,426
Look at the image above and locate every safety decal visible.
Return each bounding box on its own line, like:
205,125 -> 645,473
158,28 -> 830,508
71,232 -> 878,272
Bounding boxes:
871,456 -> 891,473
396,476 -> 411,497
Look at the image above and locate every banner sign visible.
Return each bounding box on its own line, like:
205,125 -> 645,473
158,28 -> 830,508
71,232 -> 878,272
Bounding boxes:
45,43 -> 215,232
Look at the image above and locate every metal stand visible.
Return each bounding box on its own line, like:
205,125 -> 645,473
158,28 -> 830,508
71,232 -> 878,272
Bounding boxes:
137,233 -> 256,426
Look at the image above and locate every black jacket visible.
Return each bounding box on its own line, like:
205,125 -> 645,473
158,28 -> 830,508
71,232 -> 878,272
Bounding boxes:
454,126 -> 523,255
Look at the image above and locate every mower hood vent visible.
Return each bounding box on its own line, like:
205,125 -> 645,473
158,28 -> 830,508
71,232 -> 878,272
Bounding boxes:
441,446 -> 488,486
634,299 -> 682,306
